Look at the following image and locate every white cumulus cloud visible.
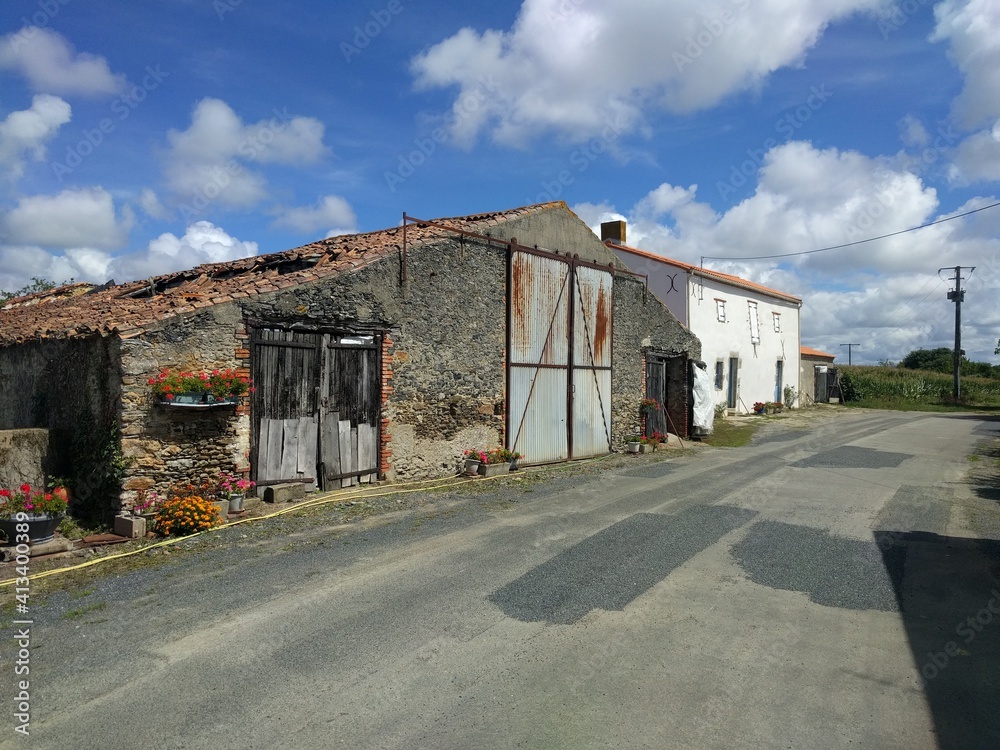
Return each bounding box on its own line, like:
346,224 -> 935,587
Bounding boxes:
2,187 -> 133,250
109,221 -> 259,281
165,98 -> 330,210
272,195 -> 357,237
574,141 -> 1000,362
411,0 -> 888,146
0,94 -> 72,181
0,27 -> 126,97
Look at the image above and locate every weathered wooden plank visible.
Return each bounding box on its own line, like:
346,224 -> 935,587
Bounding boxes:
298,417 -> 318,489
357,423 -> 375,483
279,419 -> 299,481
256,419 -> 270,479
349,427 -> 359,487
339,420 -> 353,488
323,412 -> 341,487
265,418 -> 284,480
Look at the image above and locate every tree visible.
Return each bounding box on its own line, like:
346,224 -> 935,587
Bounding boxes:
900,348 -> 953,373
0,277 -> 65,304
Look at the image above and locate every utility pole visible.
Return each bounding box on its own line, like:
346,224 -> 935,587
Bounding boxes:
941,265 -> 975,401
840,343 -> 860,365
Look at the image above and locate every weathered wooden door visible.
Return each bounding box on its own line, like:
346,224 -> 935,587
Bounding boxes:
645,356 -> 668,436
252,328 -> 380,491
508,246 -> 612,464
320,337 -> 380,488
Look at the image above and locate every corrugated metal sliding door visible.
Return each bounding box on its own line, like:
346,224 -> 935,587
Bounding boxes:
251,328 -> 322,489
321,336 -> 380,488
508,246 -> 613,463
572,265 -> 613,456
508,251 -> 570,463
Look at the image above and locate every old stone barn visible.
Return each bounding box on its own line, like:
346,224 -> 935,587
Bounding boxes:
0,202 -> 700,518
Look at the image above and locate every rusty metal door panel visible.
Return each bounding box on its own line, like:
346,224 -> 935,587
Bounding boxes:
572,369 -> 612,457
510,252 -> 570,366
573,266 -> 613,367
508,360 -> 568,464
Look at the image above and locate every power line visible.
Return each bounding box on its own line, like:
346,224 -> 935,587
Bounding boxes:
701,199 -> 1000,262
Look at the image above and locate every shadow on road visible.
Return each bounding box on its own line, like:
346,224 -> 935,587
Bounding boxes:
875,530 -> 1000,749
489,505 -> 756,624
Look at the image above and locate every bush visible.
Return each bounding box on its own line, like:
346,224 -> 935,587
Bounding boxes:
154,495 -> 222,536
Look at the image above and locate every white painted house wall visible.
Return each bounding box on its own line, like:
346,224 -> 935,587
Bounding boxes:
610,243 -> 801,414
687,276 -> 800,413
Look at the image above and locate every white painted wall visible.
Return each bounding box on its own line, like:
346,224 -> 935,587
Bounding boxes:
688,276 -> 800,413
610,250 -> 688,325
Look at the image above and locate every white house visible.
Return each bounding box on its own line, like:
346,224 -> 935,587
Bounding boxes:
602,221 -> 802,414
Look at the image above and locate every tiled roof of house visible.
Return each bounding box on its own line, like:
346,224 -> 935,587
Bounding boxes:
606,241 -> 801,304
800,346 -> 836,360
0,202 -> 566,345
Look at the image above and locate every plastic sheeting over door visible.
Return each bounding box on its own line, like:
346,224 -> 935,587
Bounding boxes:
508,248 -> 613,463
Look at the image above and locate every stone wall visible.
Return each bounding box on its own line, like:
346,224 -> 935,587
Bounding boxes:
244,234 -> 508,479
0,336 -> 121,518
611,273 -> 701,446
0,429 -> 48,490
119,305 -> 249,506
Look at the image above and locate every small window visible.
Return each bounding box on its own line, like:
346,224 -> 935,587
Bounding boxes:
772,312 -> 781,333
714,361 -> 724,390
748,301 -> 760,344
715,299 -> 726,322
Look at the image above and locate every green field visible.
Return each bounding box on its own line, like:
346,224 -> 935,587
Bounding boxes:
839,365 -> 1000,410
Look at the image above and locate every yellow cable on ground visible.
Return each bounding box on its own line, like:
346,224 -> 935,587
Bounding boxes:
0,468 -> 526,588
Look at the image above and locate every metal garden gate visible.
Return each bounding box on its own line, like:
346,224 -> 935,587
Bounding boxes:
507,245 -> 612,463
251,327 -> 380,490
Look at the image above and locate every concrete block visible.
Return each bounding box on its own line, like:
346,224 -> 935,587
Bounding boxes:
114,515 -> 146,539
263,483 -> 306,504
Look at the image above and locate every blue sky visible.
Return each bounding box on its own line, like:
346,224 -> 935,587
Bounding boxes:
1,0 -> 998,362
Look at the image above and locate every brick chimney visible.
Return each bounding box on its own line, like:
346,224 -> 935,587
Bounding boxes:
600,220 -> 626,245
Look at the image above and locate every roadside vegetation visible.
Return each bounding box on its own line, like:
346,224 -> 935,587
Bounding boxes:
839,365 -> 1000,411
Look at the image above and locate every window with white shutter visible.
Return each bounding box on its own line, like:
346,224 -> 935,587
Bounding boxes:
748,301 -> 760,344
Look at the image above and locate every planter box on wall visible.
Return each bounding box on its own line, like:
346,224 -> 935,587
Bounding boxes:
156,393 -> 240,409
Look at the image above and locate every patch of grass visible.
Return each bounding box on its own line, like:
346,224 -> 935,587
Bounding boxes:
62,601 -> 106,620
57,515 -> 107,541
704,419 -> 759,448
969,454 -> 981,462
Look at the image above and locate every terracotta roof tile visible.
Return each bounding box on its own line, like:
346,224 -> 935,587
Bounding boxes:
606,241 -> 801,304
0,201 -> 565,345
801,346 -> 836,360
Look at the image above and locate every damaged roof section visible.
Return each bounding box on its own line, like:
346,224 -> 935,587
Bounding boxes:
0,202 -> 565,345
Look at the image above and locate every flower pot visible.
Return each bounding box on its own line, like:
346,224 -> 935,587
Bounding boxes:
509,457 -> 520,472
0,513 -> 65,545
464,459 -> 481,476
228,495 -> 245,513
638,443 -> 654,453
477,462 -> 511,477
627,442 -> 641,453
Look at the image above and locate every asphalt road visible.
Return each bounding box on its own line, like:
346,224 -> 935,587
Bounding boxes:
5,409 -> 1000,750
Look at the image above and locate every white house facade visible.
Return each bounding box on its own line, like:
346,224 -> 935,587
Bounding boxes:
603,224 -> 802,414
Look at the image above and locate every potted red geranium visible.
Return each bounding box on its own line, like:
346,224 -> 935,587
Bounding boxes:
0,482 -> 70,544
